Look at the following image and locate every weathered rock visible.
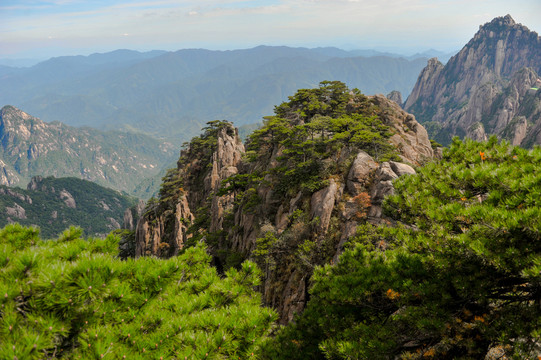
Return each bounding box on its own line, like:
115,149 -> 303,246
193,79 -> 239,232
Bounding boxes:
135,194 -> 194,258
389,161 -> 415,177
27,176 -> 45,191
123,199 -> 146,231
6,203 -> 26,219
405,15 -> 541,146
371,95 -> 433,164
467,122 -> 488,142
347,151 -> 378,195
0,187 -> 32,203
107,217 -> 121,229
59,190 -> 76,209
368,161 -> 416,218
386,90 -> 403,105
310,179 -> 339,235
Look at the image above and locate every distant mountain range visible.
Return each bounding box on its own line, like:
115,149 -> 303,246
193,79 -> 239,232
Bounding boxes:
0,175 -> 136,238
405,15 -> 541,146
0,46 -> 432,144
0,105 -> 177,197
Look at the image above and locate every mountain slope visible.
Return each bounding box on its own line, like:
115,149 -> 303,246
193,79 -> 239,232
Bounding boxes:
0,176 -> 137,238
404,15 -> 541,145
0,105 -> 176,194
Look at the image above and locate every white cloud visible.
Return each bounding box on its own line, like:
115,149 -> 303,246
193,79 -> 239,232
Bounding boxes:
1,0 -> 540,58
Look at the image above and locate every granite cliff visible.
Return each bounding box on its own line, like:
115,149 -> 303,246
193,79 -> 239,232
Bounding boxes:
130,82 -> 435,322
404,15 -> 541,145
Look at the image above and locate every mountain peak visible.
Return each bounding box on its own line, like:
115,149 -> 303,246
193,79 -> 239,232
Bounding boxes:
404,15 -> 541,145
476,14 -> 537,38
488,14 -> 516,27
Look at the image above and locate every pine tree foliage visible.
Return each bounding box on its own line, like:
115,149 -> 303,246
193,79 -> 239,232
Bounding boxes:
244,81 -> 398,197
0,224 -> 277,359
260,137 -> 541,359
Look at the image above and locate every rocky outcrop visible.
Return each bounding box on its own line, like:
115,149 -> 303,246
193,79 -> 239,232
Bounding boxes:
404,15 -> 541,146
0,187 -> 32,204
133,94 -> 433,324
59,190 -> 76,209
371,94 -> 434,164
123,200 -> 146,231
347,151 -> 378,195
135,194 -> 194,258
6,203 -> 26,219
134,122 -> 245,259
310,179 -> 340,235
386,90 -> 403,105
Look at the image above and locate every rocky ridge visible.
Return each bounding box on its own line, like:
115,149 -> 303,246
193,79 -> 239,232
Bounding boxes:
131,84 -> 435,322
404,15 -> 541,145
0,105 -> 176,195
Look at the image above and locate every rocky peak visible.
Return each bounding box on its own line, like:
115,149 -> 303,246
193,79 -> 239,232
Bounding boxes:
404,15 -> 541,146
386,90 -> 403,106
134,121 -> 245,258
130,82 -> 435,323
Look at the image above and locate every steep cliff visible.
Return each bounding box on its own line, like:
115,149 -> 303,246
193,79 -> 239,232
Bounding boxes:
133,81 -> 434,322
404,15 -> 541,146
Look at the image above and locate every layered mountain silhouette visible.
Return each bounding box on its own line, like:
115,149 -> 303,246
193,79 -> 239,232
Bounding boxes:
1,46 -> 428,143
405,15 -> 541,145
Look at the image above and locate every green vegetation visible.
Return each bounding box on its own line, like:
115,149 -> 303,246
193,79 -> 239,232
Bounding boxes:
247,81 -> 399,196
261,137 -> 541,359
0,224 -> 276,359
0,177 -> 137,238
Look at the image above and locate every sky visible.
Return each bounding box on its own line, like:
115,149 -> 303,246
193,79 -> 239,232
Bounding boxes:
1,0 -> 540,60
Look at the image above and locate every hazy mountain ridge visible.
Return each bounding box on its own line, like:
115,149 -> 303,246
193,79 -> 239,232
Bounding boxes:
405,15 -> 541,145
1,46 -> 429,143
0,105 -> 177,195
0,175 -> 137,238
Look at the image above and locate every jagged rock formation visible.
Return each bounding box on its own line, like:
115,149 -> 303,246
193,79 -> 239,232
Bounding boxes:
0,105 -> 176,194
404,15 -> 541,145
132,83 -> 434,322
122,199 -> 146,231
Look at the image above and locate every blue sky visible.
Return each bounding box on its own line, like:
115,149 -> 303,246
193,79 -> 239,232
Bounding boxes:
1,0 -> 540,59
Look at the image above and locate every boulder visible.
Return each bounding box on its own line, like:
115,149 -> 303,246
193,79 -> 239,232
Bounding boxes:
347,151 -> 378,195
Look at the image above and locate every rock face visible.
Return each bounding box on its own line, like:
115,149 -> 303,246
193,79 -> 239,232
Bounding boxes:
133,95 -> 433,323
0,105 -> 176,193
6,203 -> 26,219
135,123 -> 245,259
123,200 -> 146,231
59,190 -> 76,209
404,15 -> 541,146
